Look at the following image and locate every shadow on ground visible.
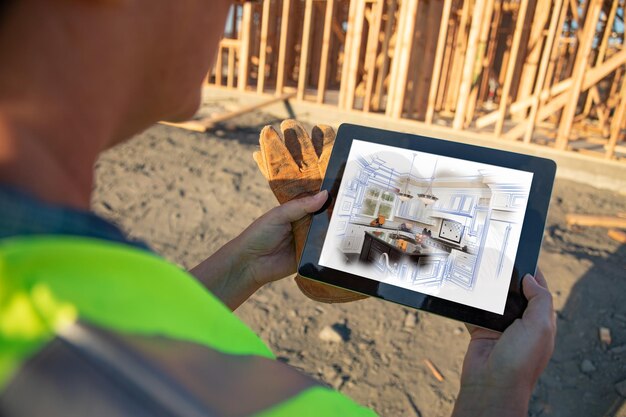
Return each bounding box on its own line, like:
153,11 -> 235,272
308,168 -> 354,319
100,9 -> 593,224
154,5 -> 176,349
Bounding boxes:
532,217 -> 626,416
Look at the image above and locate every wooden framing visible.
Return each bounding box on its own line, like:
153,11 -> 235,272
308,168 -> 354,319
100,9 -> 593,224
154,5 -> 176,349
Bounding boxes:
386,0 -> 419,118
373,0 -> 397,112
275,0 -> 291,96
523,0 -> 566,144
453,0 -> 488,129
463,0 -> 496,126
514,0 -> 551,117
339,0 -> 358,108
555,0 -> 603,149
363,0 -> 385,112
425,0 -> 453,124
237,3 -> 253,92
197,0 -> 626,162
344,0 -> 366,110
256,0 -> 271,94
494,0 -> 530,137
582,0 -> 620,117
444,0 -> 471,114
297,0 -> 314,100
606,76 -> 626,159
317,0 -> 336,104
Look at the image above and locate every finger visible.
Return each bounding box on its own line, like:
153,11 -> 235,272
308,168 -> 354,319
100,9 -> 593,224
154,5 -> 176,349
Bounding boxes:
465,323 -> 500,340
281,120 -> 318,169
272,190 -> 328,224
312,125 -> 336,177
521,274 -> 555,327
534,268 -> 549,290
260,125 -> 299,180
253,151 -> 269,180
318,143 -> 334,178
311,124 -> 335,158
529,269 -> 557,330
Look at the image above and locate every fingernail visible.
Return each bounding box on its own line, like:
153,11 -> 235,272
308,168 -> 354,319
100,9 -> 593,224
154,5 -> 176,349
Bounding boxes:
303,191 -> 323,204
523,273 -> 536,284
314,190 -> 328,201
315,190 -> 328,203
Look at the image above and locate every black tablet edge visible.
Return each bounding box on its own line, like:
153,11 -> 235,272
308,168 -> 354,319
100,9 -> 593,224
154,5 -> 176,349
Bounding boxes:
298,124 -> 557,332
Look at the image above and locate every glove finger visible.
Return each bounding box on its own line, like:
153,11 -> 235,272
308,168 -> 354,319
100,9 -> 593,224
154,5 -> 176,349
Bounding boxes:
312,124 -> 335,177
311,124 -> 335,157
260,125 -> 299,181
294,276 -> 368,303
310,126 -> 325,158
253,151 -> 270,180
280,119 -> 318,170
318,145 -> 334,178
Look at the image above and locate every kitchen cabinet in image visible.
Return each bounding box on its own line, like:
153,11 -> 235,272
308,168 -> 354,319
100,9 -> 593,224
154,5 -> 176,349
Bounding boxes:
395,199 -> 435,225
489,188 -> 528,212
446,249 -> 478,289
477,219 -> 519,280
411,256 -> 448,287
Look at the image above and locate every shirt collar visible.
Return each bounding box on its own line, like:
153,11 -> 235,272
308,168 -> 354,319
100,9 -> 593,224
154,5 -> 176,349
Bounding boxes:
0,185 -> 150,251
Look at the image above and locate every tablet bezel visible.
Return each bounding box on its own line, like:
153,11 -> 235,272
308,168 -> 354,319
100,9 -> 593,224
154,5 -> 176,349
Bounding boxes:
298,123 -> 556,332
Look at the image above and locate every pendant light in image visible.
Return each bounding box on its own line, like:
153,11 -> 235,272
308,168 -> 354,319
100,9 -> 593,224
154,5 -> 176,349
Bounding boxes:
398,154 -> 416,202
418,159 -> 439,205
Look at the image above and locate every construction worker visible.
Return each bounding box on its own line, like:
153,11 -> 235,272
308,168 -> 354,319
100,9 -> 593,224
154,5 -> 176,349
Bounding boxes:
0,0 -> 556,416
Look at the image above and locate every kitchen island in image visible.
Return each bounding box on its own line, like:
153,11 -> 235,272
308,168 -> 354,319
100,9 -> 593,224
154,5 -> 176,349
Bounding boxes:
359,232 -> 449,287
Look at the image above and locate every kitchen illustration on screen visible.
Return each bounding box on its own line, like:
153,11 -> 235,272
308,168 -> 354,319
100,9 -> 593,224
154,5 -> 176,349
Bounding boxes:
319,140 -> 533,314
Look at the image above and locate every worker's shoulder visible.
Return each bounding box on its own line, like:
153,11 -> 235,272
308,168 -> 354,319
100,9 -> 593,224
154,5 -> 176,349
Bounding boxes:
0,235 -> 273,358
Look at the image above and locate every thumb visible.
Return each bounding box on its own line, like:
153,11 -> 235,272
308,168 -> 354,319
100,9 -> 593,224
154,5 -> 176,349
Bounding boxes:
273,190 -> 328,223
521,273 -> 555,329
522,273 -> 549,300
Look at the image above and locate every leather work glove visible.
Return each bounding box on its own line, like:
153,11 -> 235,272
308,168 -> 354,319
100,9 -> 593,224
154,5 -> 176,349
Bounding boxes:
253,120 -> 367,303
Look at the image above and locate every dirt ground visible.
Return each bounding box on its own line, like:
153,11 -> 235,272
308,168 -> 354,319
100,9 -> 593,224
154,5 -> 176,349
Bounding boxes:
92,102 -> 626,417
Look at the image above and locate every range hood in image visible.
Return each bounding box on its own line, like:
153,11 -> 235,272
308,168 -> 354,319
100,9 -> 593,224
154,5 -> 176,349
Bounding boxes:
429,213 -> 471,224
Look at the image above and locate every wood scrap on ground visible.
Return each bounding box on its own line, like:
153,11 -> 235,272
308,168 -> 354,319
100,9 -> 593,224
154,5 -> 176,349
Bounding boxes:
565,214 -> 626,229
599,327 -> 612,345
423,358 -> 444,382
607,229 -> 626,244
160,93 -> 295,133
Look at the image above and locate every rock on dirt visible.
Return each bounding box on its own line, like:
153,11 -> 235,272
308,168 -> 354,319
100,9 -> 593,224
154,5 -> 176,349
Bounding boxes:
616,380 -> 626,398
580,359 -> 597,374
599,327 -> 612,345
319,326 -> 345,343
403,311 -> 418,329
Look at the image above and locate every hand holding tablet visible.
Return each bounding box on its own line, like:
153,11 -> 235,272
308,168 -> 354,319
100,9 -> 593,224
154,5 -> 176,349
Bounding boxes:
299,124 -> 556,332
253,120 -> 367,303
254,121 -> 557,415
452,271 -> 556,416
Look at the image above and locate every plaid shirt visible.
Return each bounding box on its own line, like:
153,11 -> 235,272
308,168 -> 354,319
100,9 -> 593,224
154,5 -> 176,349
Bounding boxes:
0,186 -> 149,250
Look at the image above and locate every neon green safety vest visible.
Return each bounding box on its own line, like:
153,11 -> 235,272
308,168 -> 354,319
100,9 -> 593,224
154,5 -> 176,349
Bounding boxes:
0,236 -> 377,417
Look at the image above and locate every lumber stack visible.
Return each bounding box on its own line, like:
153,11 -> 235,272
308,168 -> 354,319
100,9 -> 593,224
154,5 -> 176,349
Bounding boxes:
206,0 -> 626,161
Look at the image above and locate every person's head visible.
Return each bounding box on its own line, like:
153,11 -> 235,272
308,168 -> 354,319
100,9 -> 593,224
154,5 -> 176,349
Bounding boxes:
0,0 -> 234,144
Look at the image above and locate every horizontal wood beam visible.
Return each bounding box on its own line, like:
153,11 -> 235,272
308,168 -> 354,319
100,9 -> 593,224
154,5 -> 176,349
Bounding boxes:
160,93 -> 296,132
566,214 -> 626,228
478,47 -> 626,132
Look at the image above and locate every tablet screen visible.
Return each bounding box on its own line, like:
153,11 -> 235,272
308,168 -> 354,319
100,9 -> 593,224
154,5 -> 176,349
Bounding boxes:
319,139 -> 534,315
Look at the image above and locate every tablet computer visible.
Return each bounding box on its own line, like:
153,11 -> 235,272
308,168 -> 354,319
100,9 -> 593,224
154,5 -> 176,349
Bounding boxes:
298,124 -> 556,332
